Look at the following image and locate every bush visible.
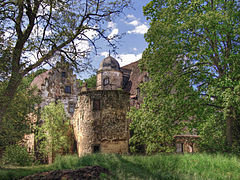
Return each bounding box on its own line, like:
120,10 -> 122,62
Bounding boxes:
2,144 -> 33,166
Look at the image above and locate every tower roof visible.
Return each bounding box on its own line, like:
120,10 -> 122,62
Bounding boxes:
98,56 -> 120,71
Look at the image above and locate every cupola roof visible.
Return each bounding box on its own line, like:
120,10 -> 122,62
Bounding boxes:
98,56 -> 120,71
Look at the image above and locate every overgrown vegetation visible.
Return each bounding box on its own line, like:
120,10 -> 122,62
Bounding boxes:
129,0 -> 240,154
78,75 -> 97,89
1,153 -> 240,180
0,69 -> 43,153
36,102 -> 73,164
1,145 -> 33,166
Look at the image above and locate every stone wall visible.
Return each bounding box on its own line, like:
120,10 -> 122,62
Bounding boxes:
31,61 -> 79,119
96,70 -> 123,90
73,90 -> 129,157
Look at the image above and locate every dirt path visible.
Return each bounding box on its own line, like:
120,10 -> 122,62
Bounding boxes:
19,166 -> 110,180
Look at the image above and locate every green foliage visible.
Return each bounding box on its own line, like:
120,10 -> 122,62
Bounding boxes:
2,145 -> 33,166
130,0 -> 240,153
0,0 -> 131,122
0,75 -> 41,151
1,153 -> 240,180
36,102 -> 73,162
78,75 -> 97,89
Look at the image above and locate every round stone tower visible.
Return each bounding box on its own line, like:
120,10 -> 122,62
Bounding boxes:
96,56 -> 123,90
73,90 -> 130,157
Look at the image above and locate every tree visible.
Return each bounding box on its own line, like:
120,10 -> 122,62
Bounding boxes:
0,0 -> 131,122
78,74 -> 97,89
129,0 -> 240,153
0,72 -> 41,152
36,101 -> 72,164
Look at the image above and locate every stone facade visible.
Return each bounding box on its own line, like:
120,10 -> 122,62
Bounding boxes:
26,59 -> 79,155
31,60 -> 79,118
96,56 -> 123,90
73,56 -> 130,156
73,90 -> 129,156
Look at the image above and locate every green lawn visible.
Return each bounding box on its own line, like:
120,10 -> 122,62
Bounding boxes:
1,153 -> 240,180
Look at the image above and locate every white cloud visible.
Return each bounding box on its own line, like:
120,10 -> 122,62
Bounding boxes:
127,24 -> 149,34
133,48 -> 137,51
108,28 -> 119,39
100,52 -> 109,57
108,21 -> 117,29
126,14 -> 136,19
100,52 -> 142,67
116,53 -> 142,66
107,21 -> 119,39
128,20 -> 139,26
125,15 -> 149,35
84,29 -> 98,40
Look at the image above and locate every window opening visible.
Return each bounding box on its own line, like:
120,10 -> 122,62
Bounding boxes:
62,72 -> 67,78
103,77 -> 109,86
69,104 -> 75,113
93,99 -> 100,110
92,144 -> 100,153
65,86 -> 71,93
176,143 -> 184,153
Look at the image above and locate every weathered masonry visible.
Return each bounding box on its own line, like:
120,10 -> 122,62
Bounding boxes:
73,56 -> 130,156
73,90 -> 129,156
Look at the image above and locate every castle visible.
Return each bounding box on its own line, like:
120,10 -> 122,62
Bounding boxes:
29,55 -> 199,157
30,55 -> 147,157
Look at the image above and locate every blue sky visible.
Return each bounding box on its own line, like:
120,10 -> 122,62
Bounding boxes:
80,0 -> 151,78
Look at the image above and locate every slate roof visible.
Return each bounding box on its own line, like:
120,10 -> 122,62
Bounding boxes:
98,56 -> 120,71
121,61 -> 147,97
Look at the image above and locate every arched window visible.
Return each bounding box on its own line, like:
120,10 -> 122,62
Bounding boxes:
103,77 -> 109,86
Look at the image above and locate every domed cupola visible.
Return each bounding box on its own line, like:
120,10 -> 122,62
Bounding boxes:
96,56 -> 123,90
98,56 -> 121,71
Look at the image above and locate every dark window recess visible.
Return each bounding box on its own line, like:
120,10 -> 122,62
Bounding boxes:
176,143 -> 184,153
65,86 -> 71,93
93,99 -> 100,110
93,144 -> 100,153
69,104 -> 75,113
62,72 -> 67,78
103,77 -> 109,86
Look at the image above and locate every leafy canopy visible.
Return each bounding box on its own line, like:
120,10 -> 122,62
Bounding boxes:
36,101 -> 73,163
129,0 -> 240,153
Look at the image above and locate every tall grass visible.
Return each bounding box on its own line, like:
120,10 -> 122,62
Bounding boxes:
1,153 -> 240,180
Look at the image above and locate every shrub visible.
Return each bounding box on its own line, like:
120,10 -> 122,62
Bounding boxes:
2,144 -> 33,166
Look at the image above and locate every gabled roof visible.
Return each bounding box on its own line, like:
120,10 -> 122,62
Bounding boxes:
30,70 -> 52,90
121,61 -> 147,96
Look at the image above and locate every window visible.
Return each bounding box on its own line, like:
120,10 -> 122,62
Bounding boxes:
176,143 -> 184,153
103,77 -> 109,86
65,86 -> 71,93
69,104 -> 75,113
93,99 -> 100,110
92,144 -> 100,153
62,72 -> 67,78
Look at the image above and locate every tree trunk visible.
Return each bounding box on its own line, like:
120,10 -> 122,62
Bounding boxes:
225,106 -> 236,150
226,115 -> 233,148
0,71 -> 23,122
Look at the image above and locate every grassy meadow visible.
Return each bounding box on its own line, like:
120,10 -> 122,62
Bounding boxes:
1,153 -> 240,180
